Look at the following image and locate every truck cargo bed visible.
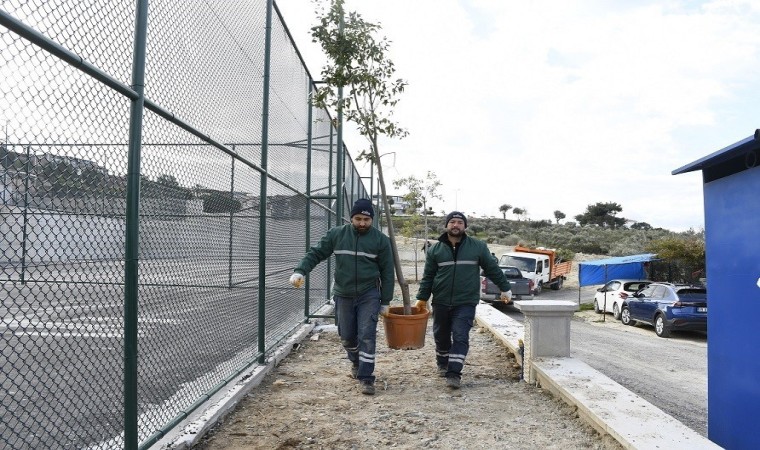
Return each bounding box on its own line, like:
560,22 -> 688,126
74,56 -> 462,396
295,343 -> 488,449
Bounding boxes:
552,260 -> 572,279
480,266 -> 534,301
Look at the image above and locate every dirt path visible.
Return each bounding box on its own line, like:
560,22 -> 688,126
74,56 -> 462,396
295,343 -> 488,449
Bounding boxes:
193,317 -> 622,450
192,238 -> 623,449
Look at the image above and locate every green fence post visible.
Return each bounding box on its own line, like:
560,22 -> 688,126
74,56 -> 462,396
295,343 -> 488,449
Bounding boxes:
229,149 -> 235,289
326,125 -> 333,297
258,0 -> 274,364
304,82 -> 313,320
20,145 -> 30,284
335,6 -> 344,222
124,0 -> 149,448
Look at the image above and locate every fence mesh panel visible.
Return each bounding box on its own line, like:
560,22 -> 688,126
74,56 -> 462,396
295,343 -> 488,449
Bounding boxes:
1,1 -> 374,448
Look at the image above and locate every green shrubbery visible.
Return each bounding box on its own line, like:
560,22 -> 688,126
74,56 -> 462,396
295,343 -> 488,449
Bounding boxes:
384,215 -> 705,284
387,215 -> 703,257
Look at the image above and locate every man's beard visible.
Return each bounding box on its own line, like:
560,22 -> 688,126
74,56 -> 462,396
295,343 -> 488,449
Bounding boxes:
447,228 -> 462,237
354,224 -> 370,234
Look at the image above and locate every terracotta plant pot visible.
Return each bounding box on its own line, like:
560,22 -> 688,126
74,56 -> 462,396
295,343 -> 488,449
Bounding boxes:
382,306 -> 430,350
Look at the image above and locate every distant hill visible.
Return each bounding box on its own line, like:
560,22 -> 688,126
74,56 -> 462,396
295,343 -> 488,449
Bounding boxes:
387,215 -> 703,259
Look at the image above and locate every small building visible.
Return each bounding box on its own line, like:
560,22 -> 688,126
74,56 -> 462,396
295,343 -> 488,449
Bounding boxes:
672,130 -> 760,450
372,194 -> 410,215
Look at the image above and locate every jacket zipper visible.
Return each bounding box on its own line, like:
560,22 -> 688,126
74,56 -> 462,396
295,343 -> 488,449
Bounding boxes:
354,230 -> 359,298
449,241 -> 459,306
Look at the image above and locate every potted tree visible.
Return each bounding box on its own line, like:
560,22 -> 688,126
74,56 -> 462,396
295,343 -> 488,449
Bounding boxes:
311,0 -> 428,348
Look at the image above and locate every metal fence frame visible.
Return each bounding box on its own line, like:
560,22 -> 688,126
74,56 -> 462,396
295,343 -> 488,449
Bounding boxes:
0,1 -> 371,448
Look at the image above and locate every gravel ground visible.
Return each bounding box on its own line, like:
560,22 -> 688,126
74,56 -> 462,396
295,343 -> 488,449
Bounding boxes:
192,239 -> 624,450
192,318 -> 623,450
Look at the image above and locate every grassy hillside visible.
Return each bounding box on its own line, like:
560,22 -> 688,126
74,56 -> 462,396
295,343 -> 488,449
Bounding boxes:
386,215 -> 703,258
383,215 -> 705,284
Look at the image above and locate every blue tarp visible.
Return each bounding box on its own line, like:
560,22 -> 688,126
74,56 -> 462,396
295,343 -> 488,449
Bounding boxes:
578,253 -> 658,286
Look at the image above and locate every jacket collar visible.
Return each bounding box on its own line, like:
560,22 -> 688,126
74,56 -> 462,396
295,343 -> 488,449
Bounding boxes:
437,231 -> 467,248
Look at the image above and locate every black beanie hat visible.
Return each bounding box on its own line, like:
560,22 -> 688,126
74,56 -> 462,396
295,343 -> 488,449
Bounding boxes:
445,211 -> 467,228
350,198 -> 374,218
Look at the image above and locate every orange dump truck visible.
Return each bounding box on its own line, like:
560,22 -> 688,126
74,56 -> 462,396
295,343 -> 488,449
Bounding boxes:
497,245 -> 572,295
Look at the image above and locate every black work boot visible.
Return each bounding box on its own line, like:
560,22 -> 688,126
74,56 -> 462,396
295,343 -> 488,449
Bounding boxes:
361,380 -> 375,395
446,375 -> 461,390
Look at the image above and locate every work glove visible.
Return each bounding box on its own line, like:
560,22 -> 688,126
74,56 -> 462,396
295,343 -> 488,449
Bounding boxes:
415,300 -> 429,313
289,273 -> 305,288
380,305 -> 390,317
500,291 -> 513,303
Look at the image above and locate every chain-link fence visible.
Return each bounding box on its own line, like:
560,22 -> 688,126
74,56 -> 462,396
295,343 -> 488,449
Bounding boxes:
648,260 -> 706,286
0,1 -> 371,448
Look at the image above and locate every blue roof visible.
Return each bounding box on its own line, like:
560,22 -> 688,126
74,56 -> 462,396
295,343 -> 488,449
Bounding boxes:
579,253 -> 658,267
578,253 -> 658,286
672,133 -> 759,175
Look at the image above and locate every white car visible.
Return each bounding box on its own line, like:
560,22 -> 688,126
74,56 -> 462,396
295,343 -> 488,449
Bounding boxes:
593,279 -> 652,320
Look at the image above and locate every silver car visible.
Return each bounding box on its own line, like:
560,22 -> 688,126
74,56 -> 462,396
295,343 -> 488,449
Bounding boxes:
593,279 -> 652,320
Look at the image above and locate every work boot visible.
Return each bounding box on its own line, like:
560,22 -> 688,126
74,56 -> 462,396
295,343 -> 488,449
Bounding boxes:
351,364 -> 359,379
361,380 -> 375,395
437,366 -> 447,377
446,375 -> 461,390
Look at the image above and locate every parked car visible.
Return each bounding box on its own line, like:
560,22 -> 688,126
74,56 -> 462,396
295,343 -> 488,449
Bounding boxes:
593,279 -> 652,320
480,266 -> 534,302
620,282 -> 708,338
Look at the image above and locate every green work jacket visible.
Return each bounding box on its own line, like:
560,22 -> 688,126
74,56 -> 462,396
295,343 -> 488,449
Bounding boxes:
416,232 -> 510,307
295,224 -> 394,305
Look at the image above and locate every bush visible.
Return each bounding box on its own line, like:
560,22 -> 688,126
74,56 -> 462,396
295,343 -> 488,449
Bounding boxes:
388,216 -> 701,263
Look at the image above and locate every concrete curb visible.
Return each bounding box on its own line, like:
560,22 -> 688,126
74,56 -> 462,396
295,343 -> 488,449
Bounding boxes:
532,357 -> 720,450
474,303 -> 721,450
475,303 -> 523,364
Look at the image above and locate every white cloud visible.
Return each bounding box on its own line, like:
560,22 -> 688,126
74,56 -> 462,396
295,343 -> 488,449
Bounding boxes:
277,0 -> 760,231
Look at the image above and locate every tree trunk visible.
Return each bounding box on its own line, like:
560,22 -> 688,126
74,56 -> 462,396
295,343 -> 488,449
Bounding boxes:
372,138 -> 411,314
414,235 -> 419,282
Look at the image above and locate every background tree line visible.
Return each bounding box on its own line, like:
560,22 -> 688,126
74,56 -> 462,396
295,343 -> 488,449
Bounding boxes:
382,211 -> 705,284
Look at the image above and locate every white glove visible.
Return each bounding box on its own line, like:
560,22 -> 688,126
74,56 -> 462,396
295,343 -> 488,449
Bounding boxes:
289,273 -> 305,288
500,291 -> 513,303
380,305 -> 390,317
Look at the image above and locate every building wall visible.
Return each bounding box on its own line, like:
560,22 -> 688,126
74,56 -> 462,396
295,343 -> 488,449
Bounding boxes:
373,194 -> 410,215
704,163 -> 760,450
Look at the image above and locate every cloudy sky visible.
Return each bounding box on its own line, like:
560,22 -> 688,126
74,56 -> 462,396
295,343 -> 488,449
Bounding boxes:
276,0 -> 760,231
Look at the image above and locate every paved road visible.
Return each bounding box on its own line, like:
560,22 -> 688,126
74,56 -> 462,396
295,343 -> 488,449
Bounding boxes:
492,286 -> 708,437
569,317 -> 707,437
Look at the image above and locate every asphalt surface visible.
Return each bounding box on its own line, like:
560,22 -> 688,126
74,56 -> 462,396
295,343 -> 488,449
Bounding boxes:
0,258 -> 313,449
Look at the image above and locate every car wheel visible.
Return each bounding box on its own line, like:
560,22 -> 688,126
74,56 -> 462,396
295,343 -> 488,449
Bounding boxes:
612,303 -> 621,320
551,278 -> 563,290
654,314 -> 671,338
621,306 -> 633,325
534,281 -> 543,296
593,300 -> 602,314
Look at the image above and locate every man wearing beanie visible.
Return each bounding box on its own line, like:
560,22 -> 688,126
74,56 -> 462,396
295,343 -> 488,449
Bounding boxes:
289,198 -> 394,395
415,211 -> 512,390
